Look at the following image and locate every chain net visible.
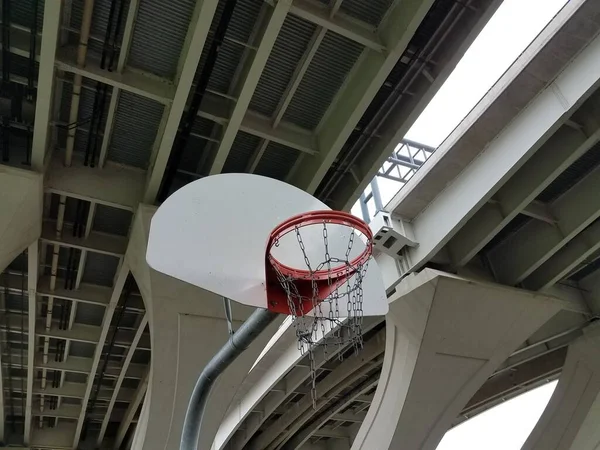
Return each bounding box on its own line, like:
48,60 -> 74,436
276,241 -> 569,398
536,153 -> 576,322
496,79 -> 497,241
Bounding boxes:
269,220 -> 371,408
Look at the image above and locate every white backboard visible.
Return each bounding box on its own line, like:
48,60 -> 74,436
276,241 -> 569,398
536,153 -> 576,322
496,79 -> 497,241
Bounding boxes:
146,174 -> 388,316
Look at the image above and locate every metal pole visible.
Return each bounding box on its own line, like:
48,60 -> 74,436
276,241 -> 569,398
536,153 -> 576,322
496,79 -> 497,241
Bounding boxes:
180,307 -> 279,450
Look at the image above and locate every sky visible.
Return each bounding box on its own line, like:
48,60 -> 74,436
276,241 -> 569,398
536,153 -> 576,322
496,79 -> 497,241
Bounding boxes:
352,0 -> 571,218
388,0 -> 569,448
437,381 -> 557,450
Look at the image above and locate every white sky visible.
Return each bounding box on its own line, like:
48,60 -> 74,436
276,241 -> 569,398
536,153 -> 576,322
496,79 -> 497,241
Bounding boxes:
437,381 -> 557,450
395,0 -> 569,448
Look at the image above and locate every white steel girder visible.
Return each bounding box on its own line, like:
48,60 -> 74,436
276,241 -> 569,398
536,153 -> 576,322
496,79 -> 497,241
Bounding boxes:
394,25 -> 600,282
448,95 -> 600,267
143,0 -> 220,202
287,0 -> 435,194
207,0 -> 292,175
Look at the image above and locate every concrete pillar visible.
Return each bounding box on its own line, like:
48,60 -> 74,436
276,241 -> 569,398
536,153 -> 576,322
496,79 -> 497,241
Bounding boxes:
521,323 -> 600,450
351,270 -> 564,450
0,167 -> 42,271
125,204 -> 283,450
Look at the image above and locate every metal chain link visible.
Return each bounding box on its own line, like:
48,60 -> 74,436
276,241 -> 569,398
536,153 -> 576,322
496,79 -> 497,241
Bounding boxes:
271,221 -> 370,409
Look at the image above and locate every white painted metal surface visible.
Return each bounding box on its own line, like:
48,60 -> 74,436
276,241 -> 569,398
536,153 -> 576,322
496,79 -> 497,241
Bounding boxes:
147,173 -> 388,316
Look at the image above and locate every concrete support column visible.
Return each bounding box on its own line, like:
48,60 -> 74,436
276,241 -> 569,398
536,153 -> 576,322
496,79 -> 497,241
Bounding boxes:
125,205 -> 283,450
0,167 -> 43,271
351,270 -> 563,450
521,323 -> 600,450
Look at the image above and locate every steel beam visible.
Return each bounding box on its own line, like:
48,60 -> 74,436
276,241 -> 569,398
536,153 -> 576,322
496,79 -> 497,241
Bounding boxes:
143,0 -> 220,202
286,375 -> 378,449
114,368 -> 149,449
394,30 -> 600,284
287,0 -> 383,52
287,0 -> 435,194
526,220 -> 600,291
40,221 -> 127,257
31,0 -> 63,171
225,319 -> 380,450
449,106 -> 600,266
98,0 -> 141,168
45,151 -> 146,211
489,165 -> 600,285
72,265 -> 129,447
247,330 -> 384,450
55,50 -> 175,105
97,314 -> 148,446
23,243 -> 38,445
273,27 -> 326,128
198,95 -> 317,154
208,0 -> 291,174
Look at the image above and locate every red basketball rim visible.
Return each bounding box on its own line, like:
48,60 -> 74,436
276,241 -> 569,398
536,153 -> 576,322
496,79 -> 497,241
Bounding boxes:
266,210 -> 373,281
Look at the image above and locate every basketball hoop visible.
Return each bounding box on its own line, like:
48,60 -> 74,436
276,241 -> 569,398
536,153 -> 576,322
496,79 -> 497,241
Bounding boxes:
266,210 -> 373,406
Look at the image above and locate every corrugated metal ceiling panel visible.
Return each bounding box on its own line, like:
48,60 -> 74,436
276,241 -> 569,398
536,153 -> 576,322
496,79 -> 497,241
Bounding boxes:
282,30 -> 363,130
128,0 -> 196,79
6,0 -> 44,31
181,117 -> 219,171
340,0 -> 392,27
108,91 -> 164,168
207,39 -> 245,94
82,252 -> 120,287
93,204 -> 133,236
75,302 -> 105,326
249,14 -> 316,117
254,141 -> 300,180
222,131 -> 261,173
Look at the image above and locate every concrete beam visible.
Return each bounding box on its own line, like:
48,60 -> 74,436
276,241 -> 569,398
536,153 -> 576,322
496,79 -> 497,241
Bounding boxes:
449,98 -> 600,266
351,270 -> 562,450
0,167 -> 43,274
124,205 -> 283,450
31,0 -> 62,171
335,0 -> 501,211
393,23 -> 600,283
143,0 -> 220,202
208,0 -> 291,175
288,0 -> 435,194
488,165 -> 600,285
522,323 -> 600,450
